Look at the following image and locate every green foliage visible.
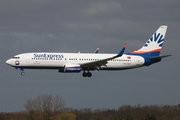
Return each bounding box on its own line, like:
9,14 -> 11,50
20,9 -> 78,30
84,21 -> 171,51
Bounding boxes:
55,113 -> 76,120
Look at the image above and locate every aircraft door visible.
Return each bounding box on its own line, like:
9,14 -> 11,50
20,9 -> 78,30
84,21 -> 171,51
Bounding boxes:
26,55 -> 30,63
136,57 -> 141,65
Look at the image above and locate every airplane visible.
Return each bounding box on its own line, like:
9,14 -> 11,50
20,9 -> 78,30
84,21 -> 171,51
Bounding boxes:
6,25 -> 171,77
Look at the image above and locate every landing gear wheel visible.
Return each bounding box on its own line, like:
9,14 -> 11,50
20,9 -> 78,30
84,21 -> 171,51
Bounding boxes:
82,72 -> 92,77
21,72 -> 25,75
87,72 -> 92,77
83,72 -> 87,77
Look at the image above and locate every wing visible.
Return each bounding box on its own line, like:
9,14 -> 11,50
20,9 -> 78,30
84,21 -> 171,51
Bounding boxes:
80,45 -> 126,70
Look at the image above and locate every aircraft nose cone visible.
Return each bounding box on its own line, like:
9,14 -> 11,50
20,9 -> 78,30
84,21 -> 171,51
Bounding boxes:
6,59 -> 12,65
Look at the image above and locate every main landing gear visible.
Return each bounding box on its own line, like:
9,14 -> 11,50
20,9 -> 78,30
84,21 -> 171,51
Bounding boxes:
82,71 -> 92,77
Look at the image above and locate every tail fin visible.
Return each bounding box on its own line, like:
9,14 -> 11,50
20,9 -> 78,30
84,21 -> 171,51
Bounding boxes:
131,25 -> 168,57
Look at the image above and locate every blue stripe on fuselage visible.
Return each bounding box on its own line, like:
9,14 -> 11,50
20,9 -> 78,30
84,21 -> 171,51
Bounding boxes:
126,52 -> 161,66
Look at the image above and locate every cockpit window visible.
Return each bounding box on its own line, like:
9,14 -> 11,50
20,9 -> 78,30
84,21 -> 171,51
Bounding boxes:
12,57 -> 20,59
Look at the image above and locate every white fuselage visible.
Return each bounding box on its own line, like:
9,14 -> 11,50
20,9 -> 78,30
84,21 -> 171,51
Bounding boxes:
6,52 -> 145,70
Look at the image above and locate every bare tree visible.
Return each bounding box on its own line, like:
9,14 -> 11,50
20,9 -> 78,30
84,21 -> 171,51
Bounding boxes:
24,95 -> 66,120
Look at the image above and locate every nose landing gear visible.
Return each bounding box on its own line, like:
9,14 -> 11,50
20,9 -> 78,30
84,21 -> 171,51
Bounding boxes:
21,71 -> 25,75
16,67 -> 25,75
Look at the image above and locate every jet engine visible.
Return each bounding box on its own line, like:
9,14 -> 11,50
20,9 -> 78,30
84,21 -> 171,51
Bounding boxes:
58,64 -> 81,73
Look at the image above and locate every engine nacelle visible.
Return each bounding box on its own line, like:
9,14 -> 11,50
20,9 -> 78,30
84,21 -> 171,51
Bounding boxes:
58,64 -> 81,73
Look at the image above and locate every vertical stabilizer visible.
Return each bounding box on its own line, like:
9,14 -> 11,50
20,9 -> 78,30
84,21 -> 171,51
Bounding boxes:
131,25 -> 168,56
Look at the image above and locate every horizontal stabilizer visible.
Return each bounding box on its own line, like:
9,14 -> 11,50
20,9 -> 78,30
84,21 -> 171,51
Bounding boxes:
150,54 -> 172,60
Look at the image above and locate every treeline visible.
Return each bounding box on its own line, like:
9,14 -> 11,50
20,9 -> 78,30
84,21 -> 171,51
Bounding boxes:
0,95 -> 180,120
68,104 -> 180,120
1,104 -> 180,120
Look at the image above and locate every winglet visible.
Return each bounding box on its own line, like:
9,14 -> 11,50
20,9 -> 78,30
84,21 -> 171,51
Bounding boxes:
117,45 -> 126,57
94,47 -> 100,54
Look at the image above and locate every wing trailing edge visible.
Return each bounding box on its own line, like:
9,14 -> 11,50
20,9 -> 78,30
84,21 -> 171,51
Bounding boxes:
80,45 -> 126,70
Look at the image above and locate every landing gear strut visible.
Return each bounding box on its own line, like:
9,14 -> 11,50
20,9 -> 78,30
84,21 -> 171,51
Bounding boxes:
17,68 -> 25,75
82,71 -> 92,77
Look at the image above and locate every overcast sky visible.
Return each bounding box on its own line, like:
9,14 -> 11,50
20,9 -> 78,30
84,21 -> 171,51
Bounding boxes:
0,0 -> 180,112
